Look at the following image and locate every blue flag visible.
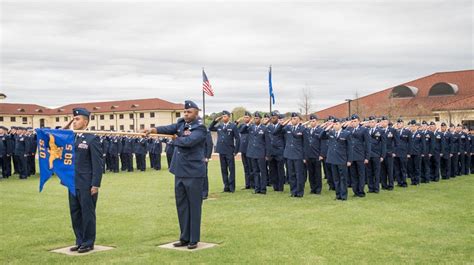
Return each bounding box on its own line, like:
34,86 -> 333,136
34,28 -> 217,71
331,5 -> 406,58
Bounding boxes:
269,66 -> 275,105
35,129 -> 76,195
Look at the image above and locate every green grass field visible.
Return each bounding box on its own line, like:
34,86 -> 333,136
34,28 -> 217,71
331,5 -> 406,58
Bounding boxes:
1,158 -> 473,264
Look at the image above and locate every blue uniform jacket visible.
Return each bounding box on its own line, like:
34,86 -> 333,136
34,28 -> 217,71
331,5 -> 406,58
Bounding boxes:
156,118 -> 207,178
74,133 -> 104,189
274,124 -> 305,160
209,120 -> 240,155
320,128 -> 354,165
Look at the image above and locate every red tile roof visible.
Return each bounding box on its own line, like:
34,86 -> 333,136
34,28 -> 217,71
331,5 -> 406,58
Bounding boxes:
315,70 -> 474,119
0,98 -> 184,116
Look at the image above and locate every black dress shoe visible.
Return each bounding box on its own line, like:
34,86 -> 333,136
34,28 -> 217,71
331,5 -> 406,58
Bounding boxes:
187,242 -> 198,249
173,241 -> 189,247
77,245 -> 94,253
202,196 -> 208,200
69,245 -> 81,252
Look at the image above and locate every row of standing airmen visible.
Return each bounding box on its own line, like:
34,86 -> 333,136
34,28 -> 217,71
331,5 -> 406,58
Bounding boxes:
0,126 -> 37,179
208,111 -> 473,200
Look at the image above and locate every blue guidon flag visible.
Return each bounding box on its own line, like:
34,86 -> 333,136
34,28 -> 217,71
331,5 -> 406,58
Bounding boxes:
35,129 -> 76,195
269,66 -> 275,105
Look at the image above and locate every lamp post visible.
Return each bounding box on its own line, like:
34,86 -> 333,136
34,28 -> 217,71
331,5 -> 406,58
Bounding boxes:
345,99 -> 352,117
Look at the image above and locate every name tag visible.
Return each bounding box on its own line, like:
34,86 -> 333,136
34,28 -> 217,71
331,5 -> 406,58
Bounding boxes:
78,143 -> 89,149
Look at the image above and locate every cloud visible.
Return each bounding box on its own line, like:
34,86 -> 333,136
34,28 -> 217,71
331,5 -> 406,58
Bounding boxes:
1,0 -> 472,114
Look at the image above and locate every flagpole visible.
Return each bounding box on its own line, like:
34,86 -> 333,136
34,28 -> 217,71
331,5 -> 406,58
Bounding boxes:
72,130 -> 173,138
202,67 -> 206,125
269,65 -> 272,113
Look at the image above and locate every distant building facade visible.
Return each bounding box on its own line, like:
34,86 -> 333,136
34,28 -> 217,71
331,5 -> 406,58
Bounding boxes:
0,98 -> 184,131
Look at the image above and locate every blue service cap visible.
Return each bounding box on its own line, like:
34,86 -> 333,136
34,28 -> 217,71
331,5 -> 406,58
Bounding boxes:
184,100 -> 199,110
368,116 -> 376,121
291,112 -> 301,118
0,126 -> 8,130
440,122 -> 447,126
254,112 -> 262,118
17,126 -> 26,130
73,107 -> 91,117
380,116 -> 388,121
333,117 -> 341,123
421,120 -> 428,125
409,119 -> 417,125
11,126 -> 17,130
309,114 -> 318,120
221,110 -> 231,116
270,111 -> 280,117
350,114 -> 360,120
244,111 -> 252,117
429,121 -> 436,126
397,118 -> 404,123
278,114 -> 285,119
264,113 -> 270,118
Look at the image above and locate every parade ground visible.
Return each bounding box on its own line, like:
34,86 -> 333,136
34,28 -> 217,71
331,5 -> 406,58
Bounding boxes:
0,158 -> 473,264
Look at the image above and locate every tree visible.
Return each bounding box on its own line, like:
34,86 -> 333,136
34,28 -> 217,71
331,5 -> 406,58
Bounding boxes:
298,87 -> 313,119
231,106 -> 247,121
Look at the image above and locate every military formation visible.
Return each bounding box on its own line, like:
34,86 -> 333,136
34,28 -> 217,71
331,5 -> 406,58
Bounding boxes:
97,134 -> 167,173
211,110 -> 474,200
1,111 -> 474,202
0,126 -> 37,180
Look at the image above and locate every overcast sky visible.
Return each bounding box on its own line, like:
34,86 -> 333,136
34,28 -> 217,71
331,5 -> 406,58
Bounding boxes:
1,0 -> 472,114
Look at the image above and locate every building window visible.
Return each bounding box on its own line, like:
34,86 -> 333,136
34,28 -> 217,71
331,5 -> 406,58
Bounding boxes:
129,113 -> 134,119
140,124 -> 145,129
129,124 -> 134,130
110,114 -> 114,120
150,124 -> 155,128
91,115 -> 95,120
390,85 -> 418,98
100,125 -> 105,130
119,114 -> 124,119
100,115 -> 105,120
139,113 -> 144,118
90,126 -> 96,130
119,125 -> 124,131
64,117 -> 68,122
176,112 -> 181,118
435,117 -> 440,122
150,112 -> 155,118
0,117 -> 3,122
11,117 -> 16,122
22,117 -> 28,124
429,82 -> 458,96
56,117 -> 60,122
110,125 -> 115,131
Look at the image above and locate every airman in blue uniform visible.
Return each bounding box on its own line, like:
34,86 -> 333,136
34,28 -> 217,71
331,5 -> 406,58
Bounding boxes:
275,113 -> 306,197
376,117 -> 394,190
68,108 -> 104,253
460,126 -> 471,175
320,116 -> 335,191
439,122 -> 452,179
203,129 -> 214,199
408,121 -> 424,185
394,119 -> 411,187
304,114 -> 323,194
430,122 -> 443,181
241,112 -> 270,194
266,112 -> 286,192
347,114 -> 370,197
449,124 -> 460,178
420,121 -> 435,183
149,100 -> 207,250
320,118 -> 353,200
236,111 -> 253,189
209,110 -> 240,192
367,116 -> 386,193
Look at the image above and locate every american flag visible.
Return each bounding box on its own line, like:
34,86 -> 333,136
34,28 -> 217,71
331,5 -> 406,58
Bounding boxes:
202,69 -> 214,97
